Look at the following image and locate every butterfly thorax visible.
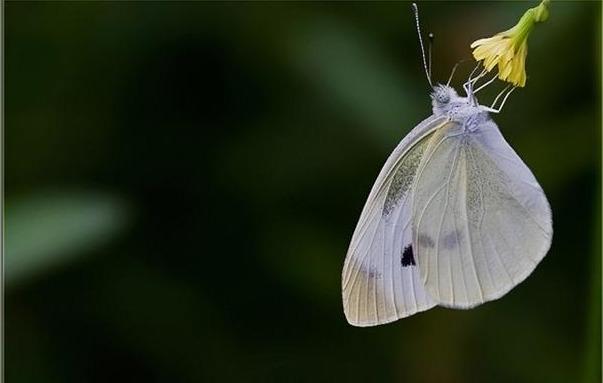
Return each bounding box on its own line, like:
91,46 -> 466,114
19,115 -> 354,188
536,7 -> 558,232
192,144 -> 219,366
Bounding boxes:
430,84 -> 490,132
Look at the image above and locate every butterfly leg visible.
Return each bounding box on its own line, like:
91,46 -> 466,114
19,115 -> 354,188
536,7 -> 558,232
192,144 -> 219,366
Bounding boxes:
490,84 -> 511,108
463,65 -> 487,97
462,62 -> 481,94
482,86 -> 517,114
473,73 -> 499,94
446,59 -> 467,87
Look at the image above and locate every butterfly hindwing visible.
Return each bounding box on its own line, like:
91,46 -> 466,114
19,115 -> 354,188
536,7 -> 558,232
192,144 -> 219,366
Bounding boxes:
411,120 -> 552,307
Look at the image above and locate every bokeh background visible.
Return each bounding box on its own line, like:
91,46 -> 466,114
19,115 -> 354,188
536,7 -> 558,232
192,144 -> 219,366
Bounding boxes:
5,2 -> 601,382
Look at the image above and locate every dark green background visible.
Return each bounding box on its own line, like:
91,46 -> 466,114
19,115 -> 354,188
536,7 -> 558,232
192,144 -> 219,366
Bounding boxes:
6,2 -> 601,382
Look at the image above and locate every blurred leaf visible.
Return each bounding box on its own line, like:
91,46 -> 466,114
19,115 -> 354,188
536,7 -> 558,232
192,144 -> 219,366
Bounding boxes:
6,191 -> 130,286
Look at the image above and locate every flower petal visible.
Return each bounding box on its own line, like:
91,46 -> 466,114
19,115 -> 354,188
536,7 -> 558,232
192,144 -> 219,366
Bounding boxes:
469,0 -> 549,88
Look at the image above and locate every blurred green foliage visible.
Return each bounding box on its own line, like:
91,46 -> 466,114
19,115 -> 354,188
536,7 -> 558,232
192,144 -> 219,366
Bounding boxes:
6,191 -> 129,286
5,2 -> 601,383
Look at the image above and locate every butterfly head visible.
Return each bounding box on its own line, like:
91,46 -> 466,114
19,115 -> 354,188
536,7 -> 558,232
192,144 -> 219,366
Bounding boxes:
430,84 -> 460,114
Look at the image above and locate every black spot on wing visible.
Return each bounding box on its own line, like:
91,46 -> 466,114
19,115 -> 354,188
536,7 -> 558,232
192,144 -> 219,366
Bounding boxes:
401,245 -> 415,267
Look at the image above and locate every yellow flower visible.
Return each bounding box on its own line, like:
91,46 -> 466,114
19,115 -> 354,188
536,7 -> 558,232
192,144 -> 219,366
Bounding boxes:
470,0 -> 550,87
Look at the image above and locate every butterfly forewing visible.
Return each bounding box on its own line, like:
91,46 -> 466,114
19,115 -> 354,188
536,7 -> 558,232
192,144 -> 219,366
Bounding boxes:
411,120 -> 553,308
342,115 -> 448,326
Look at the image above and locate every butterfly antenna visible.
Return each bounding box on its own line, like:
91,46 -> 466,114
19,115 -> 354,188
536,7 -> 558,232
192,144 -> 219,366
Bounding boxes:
411,3 -> 432,87
428,32 -> 434,80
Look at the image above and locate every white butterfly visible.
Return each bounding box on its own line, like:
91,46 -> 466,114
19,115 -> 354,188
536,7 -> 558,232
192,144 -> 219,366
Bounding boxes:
341,6 -> 552,327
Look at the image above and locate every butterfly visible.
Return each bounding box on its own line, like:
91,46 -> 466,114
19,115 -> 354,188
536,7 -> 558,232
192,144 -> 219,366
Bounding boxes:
341,4 -> 552,327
